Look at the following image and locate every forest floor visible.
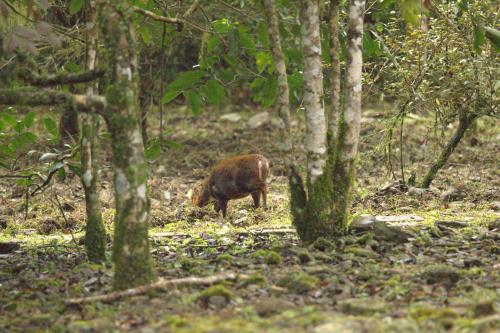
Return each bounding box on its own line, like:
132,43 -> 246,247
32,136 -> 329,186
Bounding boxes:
0,104 -> 499,332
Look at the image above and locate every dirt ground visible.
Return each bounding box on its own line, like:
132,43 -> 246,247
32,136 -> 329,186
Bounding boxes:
0,104 -> 499,332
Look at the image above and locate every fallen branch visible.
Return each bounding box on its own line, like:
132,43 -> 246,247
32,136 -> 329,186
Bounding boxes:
19,68 -> 106,87
65,272 -> 243,305
0,87 -> 106,113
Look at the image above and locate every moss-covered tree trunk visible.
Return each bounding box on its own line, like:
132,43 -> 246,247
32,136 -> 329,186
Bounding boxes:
295,0 -> 333,241
420,113 -> 477,188
81,0 -> 106,263
97,0 -> 156,290
330,0 -> 365,233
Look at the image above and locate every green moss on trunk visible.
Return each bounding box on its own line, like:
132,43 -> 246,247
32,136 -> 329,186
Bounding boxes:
98,0 -> 156,290
330,157 -> 355,235
82,114 -> 106,263
300,172 -> 334,242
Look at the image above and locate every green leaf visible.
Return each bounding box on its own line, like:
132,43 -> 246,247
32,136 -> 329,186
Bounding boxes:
287,72 -> 304,90
139,26 -> 152,45
256,51 -> 272,73
212,18 -> 232,33
162,90 -> 182,104
20,132 -> 37,144
218,69 -> 234,83
16,178 -> 33,187
57,167 -> 66,182
164,140 -> 181,150
485,27 -> 500,51
2,113 -> 16,127
43,117 -> 58,137
14,120 -> 24,133
69,0 -> 85,15
261,77 -> 277,108
145,140 -> 161,161
166,70 -> 205,92
65,62 -> 81,73
67,163 -> 81,177
185,91 -> 201,115
14,132 -> 37,148
251,77 -> 277,107
23,111 -> 35,128
207,36 -> 220,52
363,32 -> 382,57
200,79 -> 226,105
238,29 -> 256,55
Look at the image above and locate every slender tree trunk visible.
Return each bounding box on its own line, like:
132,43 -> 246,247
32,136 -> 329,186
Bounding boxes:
328,0 -> 341,148
331,0 -> 365,233
420,113 -> 476,188
301,0 -> 327,185
297,0 -> 332,241
139,92 -> 149,146
81,0 -> 106,263
262,0 -> 293,172
97,0 -> 156,290
262,0 -> 306,224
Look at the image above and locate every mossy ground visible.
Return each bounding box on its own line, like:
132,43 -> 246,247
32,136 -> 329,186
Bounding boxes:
0,105 -> 498,332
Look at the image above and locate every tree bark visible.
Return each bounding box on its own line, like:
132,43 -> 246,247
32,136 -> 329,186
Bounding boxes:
19,68 -> 105,87
331,0 -> 365,232
328,0 -> 341,149
262,0 -> 293,171
82,0 -> 106,263
97,0 -> 156,290
300,0 -> 327,185
296,0 -> 333,242
420,113 -> 477,188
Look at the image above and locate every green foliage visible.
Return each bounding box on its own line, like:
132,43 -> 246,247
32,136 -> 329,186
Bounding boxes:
145,139 -> 161,161
185,91 -> 201,115
165,70 -> 205,93
161,91 -> 182,105
212,19 -> 233,34
250,77 -> 277,108
0,109 -> 38,168
200,79 -> 226,105
378,0 -> 497,139
42,117 -> 58,138
69,0 -> 86,15
363,32 -> 383,57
